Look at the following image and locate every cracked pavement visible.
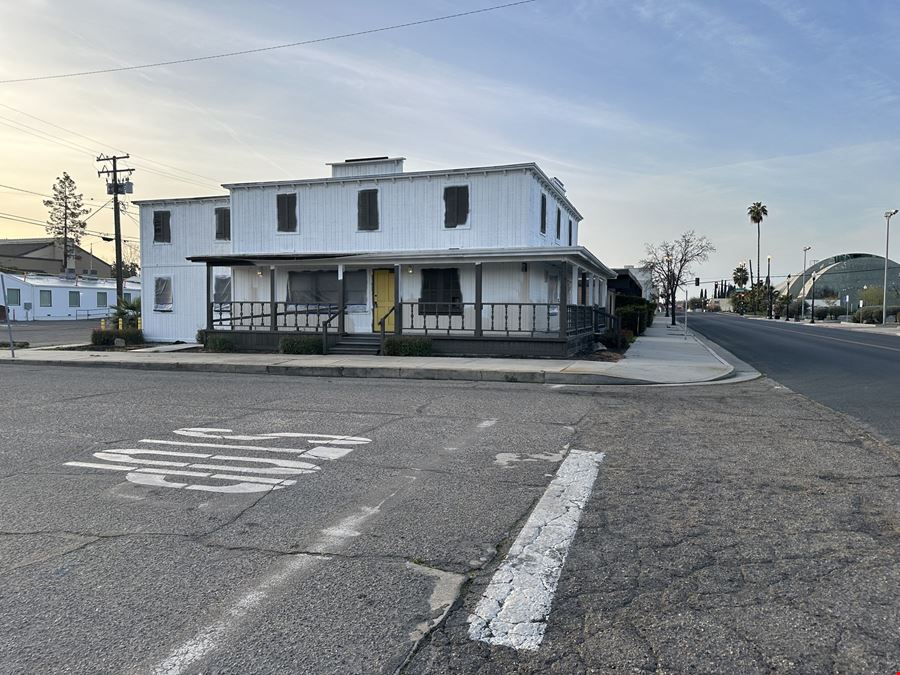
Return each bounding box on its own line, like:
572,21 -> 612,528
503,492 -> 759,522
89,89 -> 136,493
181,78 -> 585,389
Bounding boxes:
0,365 -> 897,673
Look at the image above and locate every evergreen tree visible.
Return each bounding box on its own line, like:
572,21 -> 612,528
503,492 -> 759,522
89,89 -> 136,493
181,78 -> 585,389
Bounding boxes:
43,172 -> 89,272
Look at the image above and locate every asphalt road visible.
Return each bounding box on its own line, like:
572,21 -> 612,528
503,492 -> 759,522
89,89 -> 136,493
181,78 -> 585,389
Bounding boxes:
2,319 -> 97,347
688,312 -> 900,444
0,365 -> 897,673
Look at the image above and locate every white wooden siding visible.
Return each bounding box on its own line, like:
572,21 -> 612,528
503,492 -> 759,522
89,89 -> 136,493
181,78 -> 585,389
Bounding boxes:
230,169 -> 543,254
139,197 -> 230,342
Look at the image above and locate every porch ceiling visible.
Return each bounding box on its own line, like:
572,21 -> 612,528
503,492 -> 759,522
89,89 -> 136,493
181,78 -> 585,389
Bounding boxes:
187,247 -> 616,279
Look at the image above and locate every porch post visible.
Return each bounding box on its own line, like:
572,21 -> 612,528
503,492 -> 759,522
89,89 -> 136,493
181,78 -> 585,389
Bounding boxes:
337,264 -> 345,335
394,264 -> 402,335
205,263 -> 213,331
474,262 -> 483,337
559,261 -> 569,339
580,271 -> 588,305
269,266 -> 277,331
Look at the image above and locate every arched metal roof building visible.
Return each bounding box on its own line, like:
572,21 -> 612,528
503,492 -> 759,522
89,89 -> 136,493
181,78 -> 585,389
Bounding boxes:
777,253 -> 900,304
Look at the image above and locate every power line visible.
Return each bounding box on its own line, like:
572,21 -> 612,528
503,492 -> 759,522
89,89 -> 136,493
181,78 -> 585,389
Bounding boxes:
0,1 -> 537,84
0,116 -> 223,192
0,102 -> 223,186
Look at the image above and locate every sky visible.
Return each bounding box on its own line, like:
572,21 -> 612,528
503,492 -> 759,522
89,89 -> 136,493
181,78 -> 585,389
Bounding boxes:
1,0 -> 900,285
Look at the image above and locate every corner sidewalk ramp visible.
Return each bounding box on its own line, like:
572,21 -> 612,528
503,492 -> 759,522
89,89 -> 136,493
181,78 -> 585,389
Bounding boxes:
0,321 -> 734,386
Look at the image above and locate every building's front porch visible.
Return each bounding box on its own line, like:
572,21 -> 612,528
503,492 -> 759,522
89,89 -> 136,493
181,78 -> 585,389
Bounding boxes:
190,248 -> 617,357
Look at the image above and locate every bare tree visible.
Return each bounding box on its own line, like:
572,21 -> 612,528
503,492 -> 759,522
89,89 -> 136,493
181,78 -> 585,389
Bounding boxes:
641,231 -> 715,327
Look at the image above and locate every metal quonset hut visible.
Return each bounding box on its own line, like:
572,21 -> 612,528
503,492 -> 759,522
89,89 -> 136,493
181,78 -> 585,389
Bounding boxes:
779,253 -> 900,308
137,157 -> 618,357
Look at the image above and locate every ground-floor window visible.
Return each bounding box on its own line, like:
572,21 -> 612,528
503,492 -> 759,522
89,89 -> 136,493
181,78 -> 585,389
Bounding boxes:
5,287 -> 20,306
68,291 -> 80,308
419,268 -> 462,315
213,276 -> 232,304
97,291 -> 108,308
39,289 -> 51,307
286,270 -> 366,308
154,277 -> 173,312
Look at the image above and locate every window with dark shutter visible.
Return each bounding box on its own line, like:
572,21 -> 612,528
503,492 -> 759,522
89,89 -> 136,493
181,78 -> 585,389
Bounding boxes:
215,207 -> 231,240
556,208 -> 561,239
419,268 -> 462,316
568,219 -> 573,246
540,194 -> 547,234
443,185 -> 469,228
358,189 -> 379,231
276,193 -> 297,232
153,211 -> 171,243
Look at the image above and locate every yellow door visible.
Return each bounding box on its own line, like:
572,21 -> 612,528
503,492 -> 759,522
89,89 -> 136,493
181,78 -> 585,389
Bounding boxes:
373,268 -> 395,332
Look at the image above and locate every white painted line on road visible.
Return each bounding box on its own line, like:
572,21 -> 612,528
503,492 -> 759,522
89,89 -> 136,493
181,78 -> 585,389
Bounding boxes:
150,490 -> 403,675
468,449 -> 604,651
66,428 -> 371,494
550,384 -> 566,389
141,439 -> 309,453
65,461 -> 135,471
477,419 -> 497,428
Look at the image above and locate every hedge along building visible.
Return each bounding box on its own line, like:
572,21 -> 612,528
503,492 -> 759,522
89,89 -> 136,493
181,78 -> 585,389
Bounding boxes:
136,157 -> 617,357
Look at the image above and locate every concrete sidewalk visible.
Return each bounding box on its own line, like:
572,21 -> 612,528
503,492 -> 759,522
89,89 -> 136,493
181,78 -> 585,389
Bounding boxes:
0,321 -> 732,385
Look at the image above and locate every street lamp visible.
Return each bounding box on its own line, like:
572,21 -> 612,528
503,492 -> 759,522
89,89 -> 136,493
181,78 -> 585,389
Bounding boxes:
801,245 -> 811,319
785,274 -> 792,320
810,273 -> 817,323
883,210 -> 898,324
766,255 -> 773,319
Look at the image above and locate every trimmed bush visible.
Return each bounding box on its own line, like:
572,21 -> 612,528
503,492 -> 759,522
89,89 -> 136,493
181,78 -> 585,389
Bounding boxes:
206,336 -> 236,353
851,305 -> 900,324
91,328 -> 144,346
382,336 -> 432,356
814,307 -> 828,321
279,335 -> 323,355
195,329 -> 207,346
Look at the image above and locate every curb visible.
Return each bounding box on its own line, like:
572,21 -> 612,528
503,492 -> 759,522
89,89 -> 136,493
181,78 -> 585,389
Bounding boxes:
0,356 -> 661,386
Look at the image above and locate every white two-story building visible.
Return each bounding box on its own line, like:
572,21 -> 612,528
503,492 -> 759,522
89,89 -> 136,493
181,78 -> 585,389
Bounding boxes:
137,157 -> 615,357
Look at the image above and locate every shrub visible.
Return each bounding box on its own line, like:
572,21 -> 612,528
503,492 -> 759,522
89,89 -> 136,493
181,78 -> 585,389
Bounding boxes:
91,328 -> 144,346
206,336 -> 236,352
597,330 -> 626,349
814,307 -> 828,321
279,335 -> 323,355
195,329 -> 207,345
852,305 -> 900,324
382,336 -> 432,356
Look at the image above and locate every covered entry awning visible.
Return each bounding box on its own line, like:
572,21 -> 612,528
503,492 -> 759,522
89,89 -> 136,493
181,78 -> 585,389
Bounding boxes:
186,246 -> 617,279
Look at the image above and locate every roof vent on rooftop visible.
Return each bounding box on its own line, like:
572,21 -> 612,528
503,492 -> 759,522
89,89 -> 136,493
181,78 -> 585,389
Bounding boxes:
551,177 -> 566,194
328,156 -> 406,178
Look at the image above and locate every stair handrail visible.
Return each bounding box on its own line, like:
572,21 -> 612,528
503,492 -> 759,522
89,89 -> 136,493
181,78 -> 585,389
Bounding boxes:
321,309 -> 341,355
378,306 -> 397,355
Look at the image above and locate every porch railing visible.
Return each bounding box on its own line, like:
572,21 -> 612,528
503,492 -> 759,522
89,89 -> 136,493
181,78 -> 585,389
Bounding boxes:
211,301 -> 612,340
211,302 -> 339,331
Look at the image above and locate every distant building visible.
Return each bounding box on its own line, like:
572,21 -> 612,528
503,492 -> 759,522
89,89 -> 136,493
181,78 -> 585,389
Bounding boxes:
609,267 -> 650,299
776,253 -> 900,309
0,271 -> 139,321
0,238 -> 113,277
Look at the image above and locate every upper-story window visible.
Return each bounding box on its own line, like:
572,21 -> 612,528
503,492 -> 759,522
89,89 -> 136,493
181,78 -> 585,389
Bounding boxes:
443,185 -> 469,228
153,211 -> 171,243
358,189 -> 379,231
540,194 -> 547,235
568,219 -> 573,246
276,193 -> 297,232
215,207 -> 231,241
556,207 -> 561,240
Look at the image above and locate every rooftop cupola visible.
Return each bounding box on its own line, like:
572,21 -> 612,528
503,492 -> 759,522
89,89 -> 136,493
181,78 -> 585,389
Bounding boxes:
328,156 -> 406,178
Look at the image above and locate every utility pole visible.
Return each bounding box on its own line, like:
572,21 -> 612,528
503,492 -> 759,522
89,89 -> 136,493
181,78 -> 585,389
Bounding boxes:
96,154 -> 134,301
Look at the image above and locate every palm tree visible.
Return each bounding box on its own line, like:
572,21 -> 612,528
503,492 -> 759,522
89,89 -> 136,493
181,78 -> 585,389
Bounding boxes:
732,265 -> 749,288
747,202 -> 768,286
